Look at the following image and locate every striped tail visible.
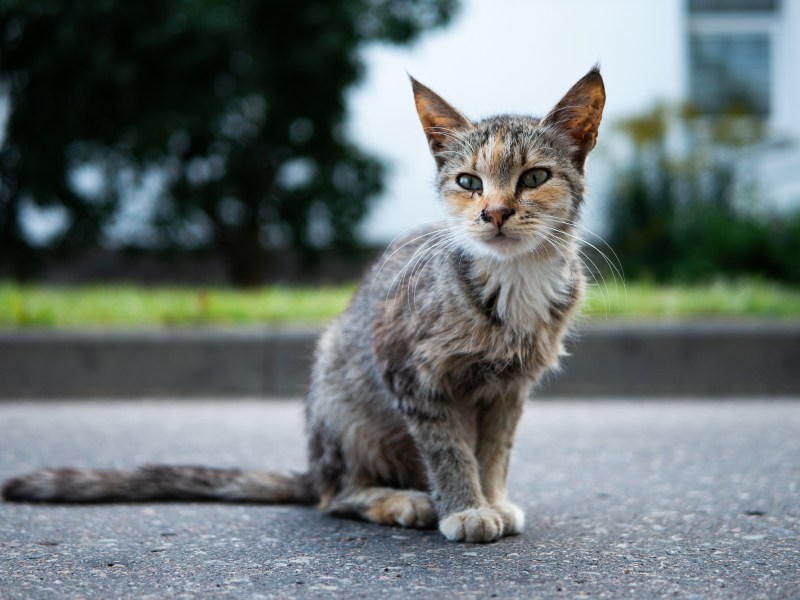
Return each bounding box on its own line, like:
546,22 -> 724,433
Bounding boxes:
2,465 -> 315,504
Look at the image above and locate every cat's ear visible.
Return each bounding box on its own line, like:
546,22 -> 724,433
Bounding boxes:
410,76 -> 473,164
540,67 -> 605,169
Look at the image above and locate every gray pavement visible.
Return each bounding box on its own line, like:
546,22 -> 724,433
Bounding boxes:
0,398 -> 798,599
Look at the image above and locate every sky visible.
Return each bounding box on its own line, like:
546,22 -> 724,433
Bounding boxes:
348,0 -> 684,241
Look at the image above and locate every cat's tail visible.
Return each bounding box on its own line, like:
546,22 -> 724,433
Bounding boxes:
2,465 -> 316,504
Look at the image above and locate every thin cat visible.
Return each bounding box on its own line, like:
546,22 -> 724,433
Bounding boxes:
3,68 -> 605,543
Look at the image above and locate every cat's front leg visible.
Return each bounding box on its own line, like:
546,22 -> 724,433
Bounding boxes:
475,386 -> 527,536
404,404 -> 505,543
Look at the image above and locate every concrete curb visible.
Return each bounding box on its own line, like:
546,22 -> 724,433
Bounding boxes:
0,321 -> 798,398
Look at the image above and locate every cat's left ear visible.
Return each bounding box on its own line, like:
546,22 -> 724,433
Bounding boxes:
410,76 -> 473,165
540,67 -> 605,169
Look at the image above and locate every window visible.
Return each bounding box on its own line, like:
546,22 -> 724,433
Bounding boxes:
687,0 -> 778,116
689,0 -> 777,12
689,33 -> 770,115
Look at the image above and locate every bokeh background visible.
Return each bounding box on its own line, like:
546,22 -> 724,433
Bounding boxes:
1,0 -> 799,293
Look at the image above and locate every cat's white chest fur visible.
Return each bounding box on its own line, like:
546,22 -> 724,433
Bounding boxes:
480,255 -> 572,330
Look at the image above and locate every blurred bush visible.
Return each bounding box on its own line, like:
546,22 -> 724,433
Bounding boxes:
0,0 -> 458,285
606,104 -> 800,284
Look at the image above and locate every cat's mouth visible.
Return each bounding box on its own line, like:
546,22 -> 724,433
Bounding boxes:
481,231 -> 522,250
486,231 -> 518,243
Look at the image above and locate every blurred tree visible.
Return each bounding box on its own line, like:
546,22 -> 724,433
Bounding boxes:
606,104 -> 800,284
0,0 -> 458,284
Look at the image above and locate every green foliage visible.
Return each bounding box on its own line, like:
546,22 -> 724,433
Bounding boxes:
0,0 -> 458,284
607,105 -> 800,284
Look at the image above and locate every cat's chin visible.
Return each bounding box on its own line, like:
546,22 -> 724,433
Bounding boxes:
468,233 -> 538,261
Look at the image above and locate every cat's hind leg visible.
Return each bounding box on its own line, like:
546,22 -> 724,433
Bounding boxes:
324,487 -> 437,529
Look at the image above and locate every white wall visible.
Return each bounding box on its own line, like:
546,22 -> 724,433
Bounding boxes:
771,0 -> 800,139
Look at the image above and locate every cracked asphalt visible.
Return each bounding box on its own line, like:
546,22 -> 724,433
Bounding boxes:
1,398 -> 798,599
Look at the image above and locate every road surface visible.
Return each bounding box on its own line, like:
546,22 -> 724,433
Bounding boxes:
1,398 -> 798,598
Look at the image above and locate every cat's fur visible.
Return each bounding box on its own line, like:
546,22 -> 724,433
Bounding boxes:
2,68 -> 605,543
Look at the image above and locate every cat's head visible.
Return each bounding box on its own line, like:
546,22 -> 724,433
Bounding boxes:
412,68 -> 605,261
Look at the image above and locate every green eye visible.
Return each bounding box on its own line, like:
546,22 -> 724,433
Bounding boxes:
456,174 -> 483,191
520,168 -> 549,188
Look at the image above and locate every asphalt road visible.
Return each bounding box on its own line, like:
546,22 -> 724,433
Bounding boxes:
0,398 -> 798,599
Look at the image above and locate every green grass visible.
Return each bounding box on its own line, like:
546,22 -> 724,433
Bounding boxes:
581,280 -> 800,320
0,280 -> 798,328
0,283 -> 356,328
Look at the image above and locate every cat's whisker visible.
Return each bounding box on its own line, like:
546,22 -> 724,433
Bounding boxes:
424,126 -> 472,145
406,236 -> 449,307
383,229 -> 454,315
544,216 -> 624,273
371,227 -> 451,296
382,217 -> 460,249
388,232 -> 451,300
545,215 -> 627,286
540,225 -> 609,306
533,224 -> 580,277
409,234 -> 462,319
404,234 -> 455,323
424,127 -> 471,146
543,216 -> 627,304
573,248 -> 611,318
535,226 -> 579,285
377,217 -> 462,260
410,233 -> 461,314
541,219 -> 616,286
407,245 -> 461,325
541,226 -> 612,318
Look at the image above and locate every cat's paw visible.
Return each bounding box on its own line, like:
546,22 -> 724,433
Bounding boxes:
366,490 -> 437,529
439,507 -> 504,543
492,501 -> 525,536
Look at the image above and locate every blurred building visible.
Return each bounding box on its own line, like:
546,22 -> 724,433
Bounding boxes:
686,0 -> 800,210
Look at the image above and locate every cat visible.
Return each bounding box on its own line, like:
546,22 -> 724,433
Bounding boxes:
2,68 -> 605,544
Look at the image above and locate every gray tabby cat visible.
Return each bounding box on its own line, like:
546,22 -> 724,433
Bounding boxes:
3,68 -> 605,543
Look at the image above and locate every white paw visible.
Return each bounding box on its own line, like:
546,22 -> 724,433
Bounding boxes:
492,501 -> 525,535
438,507 -> 504,543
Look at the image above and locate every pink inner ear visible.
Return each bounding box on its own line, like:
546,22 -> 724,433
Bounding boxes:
411,78 -> 473,155
570,100 -> 604,151
422,119 -> 464,152
542,70 -> 605,162
417,106 -> 470,152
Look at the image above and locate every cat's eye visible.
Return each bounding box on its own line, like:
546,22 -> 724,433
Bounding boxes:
456,174 -> 483,191
519,168 -> 549,188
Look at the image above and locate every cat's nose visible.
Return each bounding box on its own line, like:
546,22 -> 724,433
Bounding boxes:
480,206 -> 515,228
